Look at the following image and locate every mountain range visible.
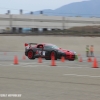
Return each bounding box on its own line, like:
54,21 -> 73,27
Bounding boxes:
27,0 -> 100,17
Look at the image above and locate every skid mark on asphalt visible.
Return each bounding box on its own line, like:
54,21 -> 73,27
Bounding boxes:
0,76 -> 100,87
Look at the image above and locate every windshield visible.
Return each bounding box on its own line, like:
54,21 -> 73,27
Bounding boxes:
45,44 -> 59,49
51,45 -> 59,49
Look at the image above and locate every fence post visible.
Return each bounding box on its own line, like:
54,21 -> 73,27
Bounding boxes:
62,16 -> 65,34
9,14 -> 12,33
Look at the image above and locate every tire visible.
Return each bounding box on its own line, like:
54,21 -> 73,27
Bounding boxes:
45,51 -> 57,60
45,57 -> 51,60
27,50 -> 35,60
68,59 -> 75,61
60,54 -> 66,59
51,51 -> 57,60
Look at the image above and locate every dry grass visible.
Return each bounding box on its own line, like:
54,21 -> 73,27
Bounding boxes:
68,25 -> 100,33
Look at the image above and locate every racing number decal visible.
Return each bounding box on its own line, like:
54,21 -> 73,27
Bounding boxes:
39,51 -> 41,54
37,50 -> 46,55
38,50 -> 42,55
42,51 -> 45,56
36,50 -> 42,55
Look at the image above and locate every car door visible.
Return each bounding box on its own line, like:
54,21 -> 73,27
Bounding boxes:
41,45 -> 47,57
36,44 -> 43,56
43,45 -> 52,57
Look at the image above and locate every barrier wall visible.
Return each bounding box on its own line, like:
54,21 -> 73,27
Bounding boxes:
0,14 -> 100,29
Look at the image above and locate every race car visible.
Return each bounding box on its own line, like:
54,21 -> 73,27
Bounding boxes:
24,43 -> 77,61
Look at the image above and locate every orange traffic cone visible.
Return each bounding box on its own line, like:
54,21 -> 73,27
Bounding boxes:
22,55 -> 26,60
38,57 -> 42,63
14,55 -> 18,65
79,56 -> 82,62
61,56 -> 65,62
87,57 -> 92,62
93,57 -> 98,68
51,56 -> 56,66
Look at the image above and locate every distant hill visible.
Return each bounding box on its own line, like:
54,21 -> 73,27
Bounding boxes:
27,0 -> 100,17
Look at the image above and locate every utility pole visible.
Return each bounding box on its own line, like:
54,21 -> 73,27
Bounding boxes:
9,14 -> 12,33
62,16 -> 65,34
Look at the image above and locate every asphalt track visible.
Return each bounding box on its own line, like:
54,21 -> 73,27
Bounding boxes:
0,52 -> 100,100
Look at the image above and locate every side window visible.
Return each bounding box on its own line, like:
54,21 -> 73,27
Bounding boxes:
37,45 -> 43,48
44,45 -> 51,49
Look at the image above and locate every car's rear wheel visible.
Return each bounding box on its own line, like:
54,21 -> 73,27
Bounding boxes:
27,50 -> 35,59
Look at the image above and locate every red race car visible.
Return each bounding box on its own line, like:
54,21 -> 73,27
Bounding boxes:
24,43 -> 76,61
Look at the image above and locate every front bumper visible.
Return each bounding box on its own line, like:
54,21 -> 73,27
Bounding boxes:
66,54 -> 75,60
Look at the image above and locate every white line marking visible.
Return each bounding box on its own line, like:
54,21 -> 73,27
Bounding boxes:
10,63 -> 41,65
21,65 -> 37,67
67,67 -> 89,68
57,66 -> 89,68
1,64 -> 88,68
63,74 -> 100,78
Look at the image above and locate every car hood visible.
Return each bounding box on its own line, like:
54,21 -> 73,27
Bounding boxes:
58,48 -> 76,55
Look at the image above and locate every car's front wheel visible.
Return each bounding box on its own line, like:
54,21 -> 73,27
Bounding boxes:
68,59 -> 75,61
50,51 -> 57,60
45,51 -> 57,60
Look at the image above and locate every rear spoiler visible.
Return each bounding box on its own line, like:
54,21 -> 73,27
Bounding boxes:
24,43 -> 38,47
28,43 -> 38,45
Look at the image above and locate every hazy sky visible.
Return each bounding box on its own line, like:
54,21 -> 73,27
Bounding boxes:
0,0 -> 87,14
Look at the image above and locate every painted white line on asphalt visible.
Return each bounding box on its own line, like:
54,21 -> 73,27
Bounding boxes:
10,63 -> 42,65
21,65 -> 37,67
10,63 -> 48,67
51,65 -> 89,68
13,62 -> 50,65
63,74 -> 100,78
0,63 -> 88,68
66,67 -> 89,68
0,64 -> 21,67
17,63 -> 38,65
